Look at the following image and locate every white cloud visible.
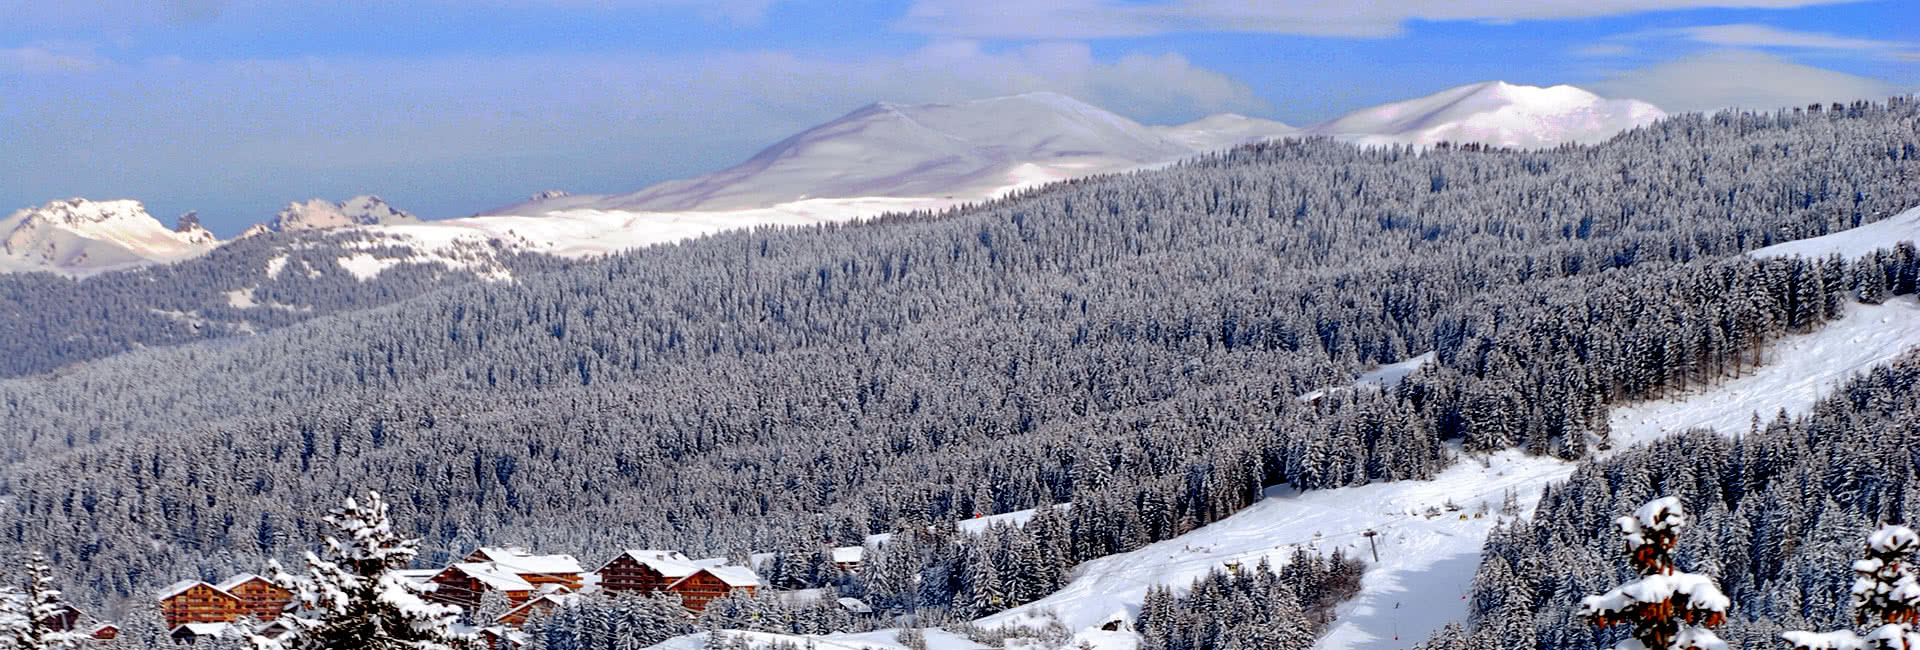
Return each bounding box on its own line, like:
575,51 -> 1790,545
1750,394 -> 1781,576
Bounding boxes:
0,42 -> 108,74
895,0 -> 1870,39
1573,44 -> 1636,58
0,0 -> 782,32
1674,24 -> 1914,53
1588,49 -> 1902,113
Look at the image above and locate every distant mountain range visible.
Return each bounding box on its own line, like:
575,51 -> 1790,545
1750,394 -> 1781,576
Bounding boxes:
1,81 -> 1665,276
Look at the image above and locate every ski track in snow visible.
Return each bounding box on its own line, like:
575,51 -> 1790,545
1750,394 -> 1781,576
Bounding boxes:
643,299 -> 1920,650
981,299 -> 1920,650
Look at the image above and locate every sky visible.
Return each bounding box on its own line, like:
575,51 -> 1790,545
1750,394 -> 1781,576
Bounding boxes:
2,0 -> 1914,235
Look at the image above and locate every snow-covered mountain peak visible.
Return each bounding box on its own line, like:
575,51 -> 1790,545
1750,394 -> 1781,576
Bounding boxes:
1,198 -> 219,274
173,211 -> 217,245
246,195 -> 422,236
16,198 -> 154,228
1309,80 -> 1665,150
498,92 -> 1194,214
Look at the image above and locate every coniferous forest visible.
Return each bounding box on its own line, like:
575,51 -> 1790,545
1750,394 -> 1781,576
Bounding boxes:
2,98 -> 1919,649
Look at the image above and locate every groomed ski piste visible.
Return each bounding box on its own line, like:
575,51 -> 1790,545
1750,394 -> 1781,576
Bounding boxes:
646,212 -> 1920,650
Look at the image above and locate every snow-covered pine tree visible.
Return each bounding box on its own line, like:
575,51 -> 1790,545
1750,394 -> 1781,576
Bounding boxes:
0,552 -> 88,649
1578,497 -> 1730,650
1782,524 -> 1920,650
252,490 -> 475,650
0,587 -> 23,648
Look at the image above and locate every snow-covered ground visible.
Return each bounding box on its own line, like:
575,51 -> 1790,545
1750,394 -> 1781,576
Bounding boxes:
1298,353 -> 1435,402
644,297 -> 1920,650
975,299 -> 1920,650
1749,205 -> 1920,260
1306,81 -> 1663,150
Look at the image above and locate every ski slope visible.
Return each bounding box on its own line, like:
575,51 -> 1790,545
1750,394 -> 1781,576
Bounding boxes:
644,299 -> 1920,650
1749,205 -> 1920,260
974,298 -> 1920,650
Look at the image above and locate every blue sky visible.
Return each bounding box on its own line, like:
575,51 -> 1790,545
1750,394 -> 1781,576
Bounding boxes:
2,0 -> 1913,234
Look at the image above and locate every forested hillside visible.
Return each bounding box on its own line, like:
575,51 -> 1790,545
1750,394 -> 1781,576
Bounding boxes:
1426,349 -> 1920,650
0,229 -> 576,379
2,99 -> 1916,618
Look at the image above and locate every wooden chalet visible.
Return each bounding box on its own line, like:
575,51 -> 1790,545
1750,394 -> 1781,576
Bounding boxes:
34,602 -> 81,632
462,547 -> 586,592
593,550 -> 700,594
169,622 -> 234,644
217,574 -> 293,622
88,623 -> 119,640
496,592 -> 578,627
157,581 -> 241,628
666,566 -> 761,612
830,546 -> 865,572
479,627 -> 527,649
426,562 -> 535,609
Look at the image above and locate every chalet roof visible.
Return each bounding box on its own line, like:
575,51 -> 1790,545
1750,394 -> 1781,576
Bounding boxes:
394,568 -> 442,585
447,563 -> 536,592
89,623 -> 117,633
216,573 -> 274,592
831,546 -> 865,564
156,580 -> 233,602
496,592 -> 580,623
707,566 -> 761,588
171,622 -> 233,637
477,548 -> 585,576
836,597 -> 873,614
669,565 -> 761,590
606,550 -> 700,578
479,626 -> 529,647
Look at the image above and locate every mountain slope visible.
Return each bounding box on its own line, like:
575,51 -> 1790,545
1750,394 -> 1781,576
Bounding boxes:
1154,113 -> 1298,151
0,198 -> 218,274
240,195 -> 423,237
498,92 -> 1195,216
1748,204 -> 1920,259
1306,81 -> 1665,150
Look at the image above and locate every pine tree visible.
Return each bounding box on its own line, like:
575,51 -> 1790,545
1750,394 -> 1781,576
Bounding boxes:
0,553 -> 87,649
1782,524 -> 1920,649
1579,497 -> 1730,650
253,490 -> 476,650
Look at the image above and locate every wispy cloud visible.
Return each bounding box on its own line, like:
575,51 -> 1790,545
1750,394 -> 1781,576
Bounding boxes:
0,41 -> 109,74
1674,23 -> 1912,51
1589,49 -> 1901,113
1573,44 -> 1636,58
895,0 -> 1870,40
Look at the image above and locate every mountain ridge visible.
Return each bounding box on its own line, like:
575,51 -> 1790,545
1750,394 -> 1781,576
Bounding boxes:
3,82 -> 1664,277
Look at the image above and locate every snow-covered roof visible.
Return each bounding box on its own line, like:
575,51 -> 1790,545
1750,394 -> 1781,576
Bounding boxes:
609,550 -> 700,578
670,566 -> 761,590
836,597 -> 872,614
831,546 -> 865,564
448,563 -> 536,592
394,569 -> 441,585
498,592 -> 581,622
156,580 -> 232,601
171,622 -> 232,637
475,548 -> 585,576
479,626 -> 529,647
216,573 -> 272,592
